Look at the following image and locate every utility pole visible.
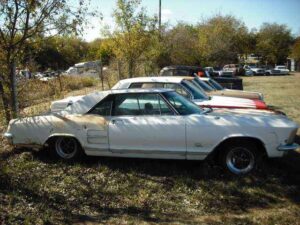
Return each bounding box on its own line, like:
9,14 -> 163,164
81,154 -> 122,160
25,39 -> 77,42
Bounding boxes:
158,0 -> 161,32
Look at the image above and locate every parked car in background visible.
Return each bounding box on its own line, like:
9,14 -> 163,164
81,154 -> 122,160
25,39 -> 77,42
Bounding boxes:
222,64 -> 238,76
5,89 -> 299,175
112,77 -> 267,110
197,77 -> 263,100
222,64 -> 245,76
274,65 -> 290,75
159,65 -> 244,90
264,66 -> 281,75
204,67 -> 222,77
245,69 -> 254,76
244,65 -> 266,75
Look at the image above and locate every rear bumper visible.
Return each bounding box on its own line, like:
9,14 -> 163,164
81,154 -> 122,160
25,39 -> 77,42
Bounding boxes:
3,132 -> 13,145
277,143 -> 299,152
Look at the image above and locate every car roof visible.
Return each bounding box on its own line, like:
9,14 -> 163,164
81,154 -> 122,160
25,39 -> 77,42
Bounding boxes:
110,88 -> 173,94
161,65 -> 203,70
65,88 -> 174,115
117,76 -> 194,84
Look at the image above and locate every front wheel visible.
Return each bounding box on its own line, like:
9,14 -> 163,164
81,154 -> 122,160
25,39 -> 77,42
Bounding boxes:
220,142 -> 259,175
53,137 -> 83,161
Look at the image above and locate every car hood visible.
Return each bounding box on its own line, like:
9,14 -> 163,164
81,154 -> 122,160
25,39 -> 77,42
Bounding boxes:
204,108 -> 299,131
210,108 -> 281,117
194,96 -> 267,109
208,89 -> 263,100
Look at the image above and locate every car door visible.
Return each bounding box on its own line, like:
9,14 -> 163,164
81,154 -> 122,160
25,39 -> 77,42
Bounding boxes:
83,96 -> 114,153
108,93 -> 186,159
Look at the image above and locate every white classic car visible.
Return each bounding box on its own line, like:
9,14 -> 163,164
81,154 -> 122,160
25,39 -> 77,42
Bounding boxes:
4,89 -> 299,175
244,65 -> 266,75
274,65 -> 290,75
112,77 -> 268,110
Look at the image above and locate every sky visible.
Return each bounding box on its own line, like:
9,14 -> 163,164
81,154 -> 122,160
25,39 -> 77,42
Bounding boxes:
82,0 -> 300,42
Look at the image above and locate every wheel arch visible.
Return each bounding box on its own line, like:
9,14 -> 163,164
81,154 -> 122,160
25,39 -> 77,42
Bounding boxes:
207,136 -> 268,161
44,133 -> 83,148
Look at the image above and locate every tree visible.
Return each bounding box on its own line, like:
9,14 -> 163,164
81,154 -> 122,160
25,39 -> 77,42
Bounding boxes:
0,0 -> 94,122
108,0 -> 157,78
197,15 -> 249,66
32,36 -> 89,70
256,23 -> 293,65
291,37 -> 300,60
164,23 -> 200,66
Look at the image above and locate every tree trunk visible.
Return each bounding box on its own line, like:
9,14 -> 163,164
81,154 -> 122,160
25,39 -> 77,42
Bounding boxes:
9,61 -> 18,118
117,60 -> 122,80
128,59 -> 134,78
99,62 -> 104,90
0,78 -> 11,124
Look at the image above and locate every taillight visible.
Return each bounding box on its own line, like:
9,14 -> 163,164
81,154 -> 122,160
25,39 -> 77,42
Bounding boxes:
254,100 -> 267,109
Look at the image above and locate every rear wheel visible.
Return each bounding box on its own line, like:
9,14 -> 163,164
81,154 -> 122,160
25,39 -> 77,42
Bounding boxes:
220,141 -> 259,175
53,137 -> 83,161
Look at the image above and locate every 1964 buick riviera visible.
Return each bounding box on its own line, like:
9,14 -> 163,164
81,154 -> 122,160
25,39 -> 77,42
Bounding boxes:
4,89 -> 299,175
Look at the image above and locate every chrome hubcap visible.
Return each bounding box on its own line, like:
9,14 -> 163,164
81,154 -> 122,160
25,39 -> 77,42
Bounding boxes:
55,137 -> 78,159
226,147 -> 255,175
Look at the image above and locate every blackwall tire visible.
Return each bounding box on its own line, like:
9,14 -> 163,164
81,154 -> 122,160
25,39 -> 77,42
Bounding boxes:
220,141 -> 258,175
54,137 -> 82,161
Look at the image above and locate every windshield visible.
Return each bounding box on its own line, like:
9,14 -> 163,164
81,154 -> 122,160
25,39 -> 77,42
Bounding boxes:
192,77 -> 214,92
208,79 -> 224,90
162,91 -> 203,115
181,80 -> 209,100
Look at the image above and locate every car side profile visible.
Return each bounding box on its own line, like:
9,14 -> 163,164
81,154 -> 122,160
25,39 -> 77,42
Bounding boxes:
4,89 -> 299,175
244,65 -> 266,75
274,65 -> 290,75
112,77 -> 267,110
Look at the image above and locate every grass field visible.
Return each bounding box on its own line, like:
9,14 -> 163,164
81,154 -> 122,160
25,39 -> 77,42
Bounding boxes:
1,74 -> 300,224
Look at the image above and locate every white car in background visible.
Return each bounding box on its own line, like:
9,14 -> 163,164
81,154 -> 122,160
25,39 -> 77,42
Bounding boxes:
112,77 -> 268,110
274,65 -> 290,75
244,65 -> 266,75
4,89 -> 299,175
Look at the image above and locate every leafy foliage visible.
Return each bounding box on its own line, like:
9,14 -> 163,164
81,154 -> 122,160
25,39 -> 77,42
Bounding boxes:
256,23 -> 293,64
197,15 -> 250,66
291,37 -> 300,61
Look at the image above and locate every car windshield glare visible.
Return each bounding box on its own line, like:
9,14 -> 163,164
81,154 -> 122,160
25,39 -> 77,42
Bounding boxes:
209,79 -> 224,90
162,91 -> 203,115
181,80 -> 209,100
193,77 -> 214,92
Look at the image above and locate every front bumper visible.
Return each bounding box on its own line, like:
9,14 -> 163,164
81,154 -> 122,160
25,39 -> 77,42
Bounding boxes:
277,143 -> 299,152
3,132 -> 13,145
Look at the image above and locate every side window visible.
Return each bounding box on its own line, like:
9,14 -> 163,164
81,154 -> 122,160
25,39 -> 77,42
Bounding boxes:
141,83 -> 156,88
138,94 -> 161,115
89,96 -> 113,116
173,69 -> 190,76
158,96 -> 174,115
161,70 -> 173,76
129,83 -> 143,88
164,83 -> 190,98
114,94 -> 140,116
112,93 -> 174,116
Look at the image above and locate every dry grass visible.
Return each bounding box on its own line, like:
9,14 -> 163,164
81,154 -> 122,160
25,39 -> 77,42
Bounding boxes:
0,74 -> 300,224
243,73 -> 300,130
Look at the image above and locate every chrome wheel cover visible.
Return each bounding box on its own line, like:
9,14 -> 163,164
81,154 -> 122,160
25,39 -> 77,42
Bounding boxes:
55,137 -> 78,159
226,147 -> 255,175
